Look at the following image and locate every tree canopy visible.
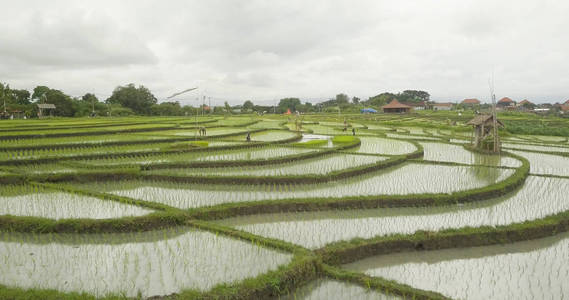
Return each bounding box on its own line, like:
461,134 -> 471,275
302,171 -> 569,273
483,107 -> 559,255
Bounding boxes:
278,98 -> 301,113
243,100 -> 254,111
106,84 -> 157,115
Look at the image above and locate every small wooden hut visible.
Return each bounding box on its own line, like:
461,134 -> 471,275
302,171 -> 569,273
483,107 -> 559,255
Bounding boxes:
37,103 -> 56,118
382,99 -> 412,113
466,114 -> 504,150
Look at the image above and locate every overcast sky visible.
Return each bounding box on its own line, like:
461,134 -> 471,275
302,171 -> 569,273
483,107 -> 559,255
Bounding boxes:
1,0 -> 568,105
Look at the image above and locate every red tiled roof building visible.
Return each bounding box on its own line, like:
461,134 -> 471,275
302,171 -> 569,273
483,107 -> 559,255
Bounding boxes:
461,98 -> 481,105
382,99 -> 412,113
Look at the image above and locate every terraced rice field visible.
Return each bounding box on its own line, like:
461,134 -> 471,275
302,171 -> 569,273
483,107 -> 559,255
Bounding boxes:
146,153 -> 386,177
0,185 -> 153,219
508,150 -> 569,176
220,176 -> 566,248
349,136 -> 417,155
420,142 -> 522,167
97,164 -> 513,208
0,115 -> 567,299
74,146 -> 315,167
0,227 -> 291,297
282,279 -> 398,299
344,232 -> 569,300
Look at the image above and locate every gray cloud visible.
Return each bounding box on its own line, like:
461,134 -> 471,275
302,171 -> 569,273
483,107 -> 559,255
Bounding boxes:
0,0 -> 568,104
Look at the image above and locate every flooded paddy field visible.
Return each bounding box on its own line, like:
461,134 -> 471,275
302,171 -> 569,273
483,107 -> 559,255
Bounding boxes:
0,115 -> 567,299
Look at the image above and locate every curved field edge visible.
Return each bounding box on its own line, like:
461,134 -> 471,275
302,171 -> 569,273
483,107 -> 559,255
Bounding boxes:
4,139 -> 362,184
316,209 -> 569,266
5,204 -> 567,300
0,151 -> 528,233
187,151 -> 529,220
0,133 -> 346,170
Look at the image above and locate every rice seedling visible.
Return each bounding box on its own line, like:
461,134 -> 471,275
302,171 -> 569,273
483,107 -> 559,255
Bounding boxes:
280,278 -> 398,300
145,127 -> 249,137
303,124 -> 343,135
226,130 -> 299,142
502,142 -> 569,153
0,123 -> 178,139
146,154 -> 387,177
0,227 -> 292,297
385,133 -> 441,141
0,184 -> 152,219
1,114 -> 566,299
420,142 -> 522,167
0,133 -> 170,149
348,137 -> 417,155
92,163 -> 514,209
247,120 -> 286,130
221,176 -> 565,248
344,232 -> 569,300
508,150 -> 569,176
397,127 -> 427,135
76,146 -> 315,167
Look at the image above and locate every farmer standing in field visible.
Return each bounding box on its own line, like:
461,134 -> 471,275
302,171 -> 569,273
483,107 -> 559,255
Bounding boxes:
246,131 -> 251,142
352,128 -> 356,136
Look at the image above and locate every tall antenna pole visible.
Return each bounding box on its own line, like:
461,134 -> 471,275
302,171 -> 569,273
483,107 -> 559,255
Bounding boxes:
2,83 -> 6,114
195,97 -> 199,141
489,73 -> 498,152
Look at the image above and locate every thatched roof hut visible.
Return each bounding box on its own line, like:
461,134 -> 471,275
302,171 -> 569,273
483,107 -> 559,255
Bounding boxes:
37,103 -> 56,118
467,114 -> 503,151
382,99 -> 412,113
466,114 -> 504,127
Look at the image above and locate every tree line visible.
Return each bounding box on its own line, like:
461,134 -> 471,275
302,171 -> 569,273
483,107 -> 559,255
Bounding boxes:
0,82 -> 430,117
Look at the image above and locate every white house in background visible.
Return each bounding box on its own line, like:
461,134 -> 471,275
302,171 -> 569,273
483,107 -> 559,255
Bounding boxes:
432,102 -> 453,111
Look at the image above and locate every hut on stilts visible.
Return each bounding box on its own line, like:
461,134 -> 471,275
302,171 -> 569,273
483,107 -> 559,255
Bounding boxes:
466,114 -> 503,152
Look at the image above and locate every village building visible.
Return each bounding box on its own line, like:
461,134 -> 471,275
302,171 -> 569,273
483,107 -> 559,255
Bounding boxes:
497,97 -> 515,107
517,99 -> 535,111
382,99 -> 412,113
402,101 -> 428,110
461,98 -> 481,107
466,114 -> 504,151
432,102 -> 453,111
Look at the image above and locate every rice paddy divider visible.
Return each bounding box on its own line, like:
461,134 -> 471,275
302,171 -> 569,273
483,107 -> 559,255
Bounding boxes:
0,211 -> 189,234
28,181 -> 178,212
0,284 -> 100,300
315,208 -> 569,267
187,153 -> 527,220
0,125 -> 180,141
155,253 -> 320,300
138,147 -> 331,171
411,159 -> 519,170
502,147 -> 569,157
0,120 -> 147,133
320,264 -> 450,300
0,138 -> 270,166
139,155 -> 408,185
